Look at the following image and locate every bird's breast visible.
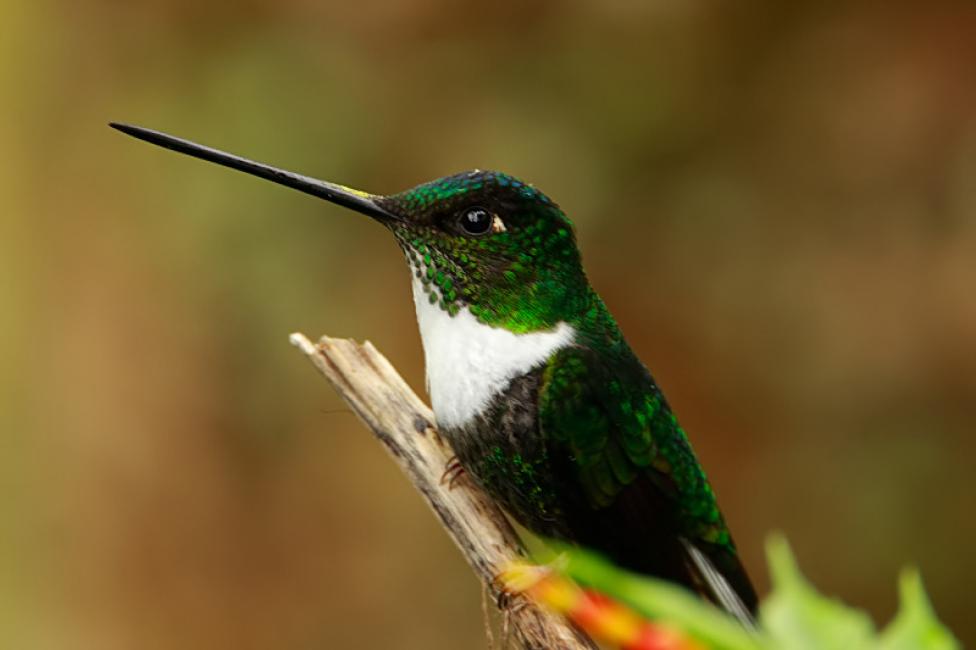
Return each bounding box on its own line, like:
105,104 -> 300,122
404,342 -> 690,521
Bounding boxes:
410,277 -> 575,430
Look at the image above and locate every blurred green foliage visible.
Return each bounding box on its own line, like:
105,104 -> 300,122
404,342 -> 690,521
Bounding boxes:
1,1 -> 974,648
548,537 -> 959,649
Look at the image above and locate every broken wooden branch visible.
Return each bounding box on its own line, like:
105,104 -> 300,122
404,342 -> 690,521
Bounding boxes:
290,332 -> 594,650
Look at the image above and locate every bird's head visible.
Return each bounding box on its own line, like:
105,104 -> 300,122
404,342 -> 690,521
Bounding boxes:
111,124 -> 591,333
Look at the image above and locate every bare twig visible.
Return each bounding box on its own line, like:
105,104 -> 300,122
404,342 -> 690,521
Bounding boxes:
290,333 -> 595,650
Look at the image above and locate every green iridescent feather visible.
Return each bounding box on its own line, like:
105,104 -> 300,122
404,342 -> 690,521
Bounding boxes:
386,171 -> 734,546
383,171 -> 589,333
539,342 -> 730,545
380,170 -> 756,614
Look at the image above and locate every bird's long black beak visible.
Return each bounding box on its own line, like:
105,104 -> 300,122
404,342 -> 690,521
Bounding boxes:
109,123 -> 399,223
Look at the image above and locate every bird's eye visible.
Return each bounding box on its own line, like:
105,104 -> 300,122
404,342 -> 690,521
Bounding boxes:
458,207 -> 493,235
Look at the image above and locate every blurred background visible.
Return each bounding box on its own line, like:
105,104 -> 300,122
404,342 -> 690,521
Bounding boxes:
2,1 -> 975,648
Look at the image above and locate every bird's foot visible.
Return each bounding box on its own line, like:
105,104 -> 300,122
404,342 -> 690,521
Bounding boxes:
439,456 -> 466,490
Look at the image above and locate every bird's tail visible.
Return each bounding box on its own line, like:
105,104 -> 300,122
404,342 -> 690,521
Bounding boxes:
681,538 -> 758,629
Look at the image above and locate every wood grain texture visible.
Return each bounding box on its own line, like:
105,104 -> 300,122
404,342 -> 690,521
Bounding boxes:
290,332 -> 594,650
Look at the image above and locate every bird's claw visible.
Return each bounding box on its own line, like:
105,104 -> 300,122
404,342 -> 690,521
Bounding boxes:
439,456 -> 466,489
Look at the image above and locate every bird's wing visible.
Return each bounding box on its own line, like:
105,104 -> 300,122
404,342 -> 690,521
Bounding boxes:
538,344 -> 758,623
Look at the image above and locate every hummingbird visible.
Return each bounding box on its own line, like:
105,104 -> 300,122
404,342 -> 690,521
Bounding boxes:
110,122 -> 759,623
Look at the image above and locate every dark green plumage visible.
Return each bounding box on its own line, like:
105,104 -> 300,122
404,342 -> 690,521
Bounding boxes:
437,279 -> 758,617
537,343 -> 756,612
381,170 -> 758,617
380,172 -> 591,334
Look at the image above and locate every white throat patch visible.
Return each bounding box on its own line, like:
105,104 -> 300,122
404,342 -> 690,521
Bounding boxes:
410,277 -> 575,429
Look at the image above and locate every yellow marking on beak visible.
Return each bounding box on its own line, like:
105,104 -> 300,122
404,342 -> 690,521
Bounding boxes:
337,184 -> 374,200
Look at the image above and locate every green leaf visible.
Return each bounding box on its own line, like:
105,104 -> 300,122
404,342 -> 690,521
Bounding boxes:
556,544 -> 762,650
760,534 -> 876,650
527,535 -> 961,650
876,569 -> 960,650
